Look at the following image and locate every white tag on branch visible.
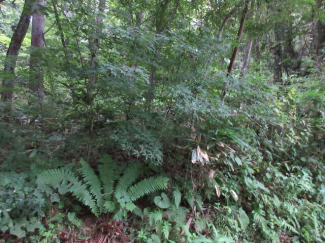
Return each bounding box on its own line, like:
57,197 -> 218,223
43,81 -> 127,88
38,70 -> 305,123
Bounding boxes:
230,190 -> 239,202
191,146 -> 209,164
214,185 -> 221,197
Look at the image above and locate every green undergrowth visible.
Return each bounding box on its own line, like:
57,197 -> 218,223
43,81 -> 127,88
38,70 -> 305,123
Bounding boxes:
1,77 -> 324,242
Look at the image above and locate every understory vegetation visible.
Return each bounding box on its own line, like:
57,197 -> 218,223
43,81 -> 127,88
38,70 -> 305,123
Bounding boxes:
1,0 -> 325,242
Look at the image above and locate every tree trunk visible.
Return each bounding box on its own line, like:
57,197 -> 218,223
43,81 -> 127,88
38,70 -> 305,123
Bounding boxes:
147,0 -> 180,105
1,0 -> 31,102
227,0 -> 249,75
52,0 -> 69,59
217,4 -> 241,40
29,0 -> 45,101
86,0 -> 105,134
273,24 -> 283,84
315,0 -> 325,66
241,41 -> 253,76
222,0 -> 249,102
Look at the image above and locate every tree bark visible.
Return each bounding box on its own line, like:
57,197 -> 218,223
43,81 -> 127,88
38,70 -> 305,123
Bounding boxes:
86,0 -> 105,135
315,0 -> 325,65
29,0 -> 45,101
241,41 -> 253,76
87,0 -> 105,104
227,0 -> 249,75
222,0 -> 249,102
1,0 -> 31,102
273,23 -> 283,84
52,0 -> 69,59
217,4 -> 241,40
147,0 -> 180,105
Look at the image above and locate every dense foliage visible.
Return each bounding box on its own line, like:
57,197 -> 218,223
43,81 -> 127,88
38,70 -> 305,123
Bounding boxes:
0,0 -> 324,242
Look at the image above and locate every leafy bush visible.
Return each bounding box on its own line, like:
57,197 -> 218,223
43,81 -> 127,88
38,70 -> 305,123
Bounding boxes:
0,172 -> 45,238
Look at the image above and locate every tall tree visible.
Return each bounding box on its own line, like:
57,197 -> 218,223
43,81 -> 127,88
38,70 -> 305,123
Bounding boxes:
315,0 -> 325,65
241,40 -> 253,76
273,22 -> 283,83
147,0 -> 180,105
86,0 -> 105,134
226,0 -> 249,75
51,0 -> 69,59
1,0 -> 31,102
222,0 -> 249,102
29,0 -> 45,101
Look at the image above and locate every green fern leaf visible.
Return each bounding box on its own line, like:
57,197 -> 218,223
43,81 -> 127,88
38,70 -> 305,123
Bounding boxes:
37,168 -> 75,186
79,159 -> 103,210
98,155 -> 117,200
162,220 -> 171,240
115,163 -> 144,194
149,209 -> 163,225
128,176 -> 169,201
167,206 -> 187,225
68,177 -> 99,216
37,168 -> 99,216
126,201 -> 136,211
131,205 -> 143,218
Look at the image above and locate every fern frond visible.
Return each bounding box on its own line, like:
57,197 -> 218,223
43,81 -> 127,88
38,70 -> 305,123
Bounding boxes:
79,159 -> 103,210
68,177 -> 99,216
130,205 -> 143,218
115,163 -> 143,194
37,168 -> 99,216
162,220 -> 172,240
37,168 -> 76,186
167,206 -> 187,225
149,209 -> 163,225
184,191 -> 195,209
99,156 -> 117,200
128,176 -> 169,201
280,219 -> 299,234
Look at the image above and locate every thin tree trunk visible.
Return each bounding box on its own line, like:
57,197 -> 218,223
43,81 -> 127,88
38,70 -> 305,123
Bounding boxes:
86,0 -> 105,134
222,0 -> 249,102
315,0 -> 324,67
1,0 -> 31,102
273,24 -> 282,84
29,0 -> 45,101
241,41 -> 253,76
87,0 -> 105,101
148,66 -> 156,105
52,0 -> 69,59
147,0 -> 180,105
217,4 -> 241,40
227,0 -> 249,75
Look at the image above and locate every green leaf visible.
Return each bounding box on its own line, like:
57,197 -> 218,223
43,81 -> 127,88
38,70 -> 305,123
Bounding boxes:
235,157 -> 242,166
68,212 -> 76,222
273,195 -> 281,208
26,218 -> 42,232
104,201 -> 116,212
154,193 -> 170,209
162,220 -> 171,239
126,202 -> 136,211
173,189 -> 181,208
148,234 -> 161,243
29,150 -> 37,158
238,208 -> 250,231
128,176 -> 169,201
58,183 -> 69,194
10,225 -> 26,238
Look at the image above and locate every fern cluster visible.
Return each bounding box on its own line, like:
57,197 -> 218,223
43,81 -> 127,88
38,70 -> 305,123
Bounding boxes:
37,155 -> 169,218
